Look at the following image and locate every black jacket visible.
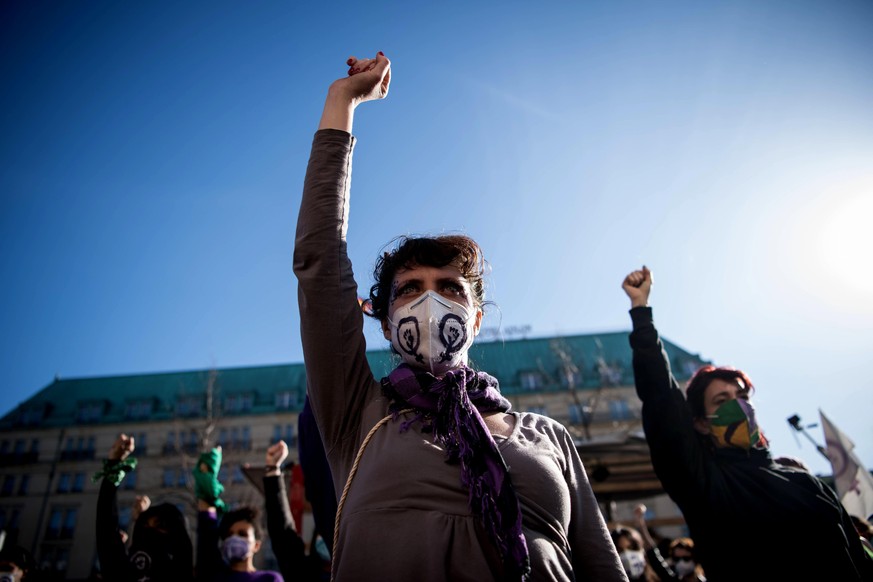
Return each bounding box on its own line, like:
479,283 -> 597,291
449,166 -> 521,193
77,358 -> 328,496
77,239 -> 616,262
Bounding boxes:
629,306 -> 873,581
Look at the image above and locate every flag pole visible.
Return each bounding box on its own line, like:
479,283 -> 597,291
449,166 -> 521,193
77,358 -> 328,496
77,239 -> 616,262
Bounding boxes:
787,414 -> 829,460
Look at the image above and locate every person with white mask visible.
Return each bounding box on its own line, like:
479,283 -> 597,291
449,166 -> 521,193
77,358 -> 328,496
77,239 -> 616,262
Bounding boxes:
293,51 -> 627,582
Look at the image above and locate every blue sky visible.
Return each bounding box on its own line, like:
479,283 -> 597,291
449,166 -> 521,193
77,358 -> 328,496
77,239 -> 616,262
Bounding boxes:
2,0 -> 871,477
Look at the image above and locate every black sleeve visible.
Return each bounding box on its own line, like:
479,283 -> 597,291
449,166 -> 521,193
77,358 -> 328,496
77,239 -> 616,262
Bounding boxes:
95,478 -> 131,580
298,394 -> 337,553
195,510 -> 223,582
628,306 -> 709,504
264,474 -> 307,580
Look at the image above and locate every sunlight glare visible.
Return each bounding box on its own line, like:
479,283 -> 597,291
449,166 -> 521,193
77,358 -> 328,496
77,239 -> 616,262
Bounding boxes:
811,190 -> 873,303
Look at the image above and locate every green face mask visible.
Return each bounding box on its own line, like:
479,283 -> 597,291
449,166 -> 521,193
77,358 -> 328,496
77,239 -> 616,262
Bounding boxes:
708,398 -> 762,449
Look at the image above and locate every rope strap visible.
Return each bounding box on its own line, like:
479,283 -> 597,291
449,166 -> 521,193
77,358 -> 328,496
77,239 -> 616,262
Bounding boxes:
331,409 -> 413,582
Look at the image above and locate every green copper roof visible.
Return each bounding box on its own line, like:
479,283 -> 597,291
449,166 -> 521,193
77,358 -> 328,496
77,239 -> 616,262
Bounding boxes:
1,331 -> 708,429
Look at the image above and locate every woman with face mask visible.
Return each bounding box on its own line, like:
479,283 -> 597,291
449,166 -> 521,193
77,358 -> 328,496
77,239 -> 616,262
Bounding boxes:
194,447 -> 289,581
622,266 -> 873,581
610,525 -> 653,581
293,52 -> 628,582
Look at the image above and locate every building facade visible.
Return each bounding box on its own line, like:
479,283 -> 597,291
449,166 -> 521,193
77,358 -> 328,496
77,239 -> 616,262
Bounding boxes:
0,330 -> 708,580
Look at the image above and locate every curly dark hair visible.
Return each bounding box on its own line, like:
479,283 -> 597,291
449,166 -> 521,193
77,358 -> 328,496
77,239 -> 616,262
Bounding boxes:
367,234 -> 488,322
219,506 -> 263,541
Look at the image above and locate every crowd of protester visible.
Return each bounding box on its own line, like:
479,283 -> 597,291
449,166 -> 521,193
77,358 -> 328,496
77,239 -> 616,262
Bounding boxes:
5,49 -> 873,582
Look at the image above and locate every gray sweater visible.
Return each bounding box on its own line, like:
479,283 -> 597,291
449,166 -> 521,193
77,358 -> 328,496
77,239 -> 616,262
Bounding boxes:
293,129 -> 627,582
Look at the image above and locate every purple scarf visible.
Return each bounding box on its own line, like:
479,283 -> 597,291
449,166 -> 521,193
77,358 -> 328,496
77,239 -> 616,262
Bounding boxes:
381,364 -> 531,581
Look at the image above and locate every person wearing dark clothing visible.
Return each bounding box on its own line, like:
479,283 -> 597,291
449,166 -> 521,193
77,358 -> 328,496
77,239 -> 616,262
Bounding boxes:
263,441 -> 309,580
95,434 -> 194,582
296,395 -> 336,555
622,266 -> 873,581
194,448 -> 285,582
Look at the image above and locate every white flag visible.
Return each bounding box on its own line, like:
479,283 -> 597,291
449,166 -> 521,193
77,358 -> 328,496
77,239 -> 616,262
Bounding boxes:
819,409 -> 873,519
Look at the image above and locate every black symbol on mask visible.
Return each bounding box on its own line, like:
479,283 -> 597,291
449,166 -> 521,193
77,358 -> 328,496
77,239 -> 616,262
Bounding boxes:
438,314 -> 467,362
396,317 -> 424,364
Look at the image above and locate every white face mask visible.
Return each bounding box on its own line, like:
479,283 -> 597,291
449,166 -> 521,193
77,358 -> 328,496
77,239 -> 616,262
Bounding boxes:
673,557 -> 696,578
387,290 -> 477,376
619,549 -> 647,579
222,535 -> 251,563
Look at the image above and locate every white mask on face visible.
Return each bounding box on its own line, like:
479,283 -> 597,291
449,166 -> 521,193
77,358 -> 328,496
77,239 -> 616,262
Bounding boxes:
673,557 -> 696,578
619,549 -> 647,579
387,290 -> 477,376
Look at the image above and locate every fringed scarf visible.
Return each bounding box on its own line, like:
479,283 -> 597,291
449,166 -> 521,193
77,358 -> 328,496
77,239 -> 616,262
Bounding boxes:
381,364 -> 531,581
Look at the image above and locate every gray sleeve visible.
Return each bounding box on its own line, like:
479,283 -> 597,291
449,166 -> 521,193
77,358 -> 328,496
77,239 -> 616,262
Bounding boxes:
562,427 -> 629,581
292,129 -> 379,474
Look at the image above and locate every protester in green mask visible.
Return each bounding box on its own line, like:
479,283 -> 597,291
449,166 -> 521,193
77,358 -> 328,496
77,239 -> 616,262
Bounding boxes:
621,266 -> 873,582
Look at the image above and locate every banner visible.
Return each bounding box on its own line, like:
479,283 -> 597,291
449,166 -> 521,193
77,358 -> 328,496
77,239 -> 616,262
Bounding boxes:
820,410 -> 873,519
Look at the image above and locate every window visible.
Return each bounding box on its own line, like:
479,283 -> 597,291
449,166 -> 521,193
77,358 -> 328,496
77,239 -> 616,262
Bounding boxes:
568,403 -> 584,424
608,399 -> 632,421
176,396 -> 203,417
45,507 -> 78,540
17,475 -> 29,496
275,391 -> 291,409
118,506 -> 133,530
72,473 -> 85,493
162,468 -> 175,488
232,466 -> 245,484
218,467 -> 228,483
176,429 -> 199,454
13,440 -> 25,455
62,507 -> 77,538
86,436 -> 96,459
137,432 -> 148,455
124,399 -> 154,419
123,468 -> 138,490
57,473 -> 71,494
273,424 -> 296,446
164,431 -> 177,455
29,438 -> 40,458
177,468 -> 187,488
527,405 -> 548,416
275,390 -> 301,410
18,405 -> 48,426
77,401 -> 105,423
39,545 -> 71,575
519,371 -> 543,391
596,360 -> 623,386
1,475 -> 14,496
0,441 -> 8,454
241,426 -> 251,450
0,507 -> 21,546
218,429 -> 229,448
224,393 -> 254,413
560,368 -> 584,388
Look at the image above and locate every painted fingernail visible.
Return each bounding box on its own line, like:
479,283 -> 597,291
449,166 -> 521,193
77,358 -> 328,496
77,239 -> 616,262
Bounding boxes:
378,51 -> 384,56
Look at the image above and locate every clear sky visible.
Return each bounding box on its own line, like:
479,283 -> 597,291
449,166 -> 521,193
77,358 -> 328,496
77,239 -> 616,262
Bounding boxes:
2,0 -> 871,477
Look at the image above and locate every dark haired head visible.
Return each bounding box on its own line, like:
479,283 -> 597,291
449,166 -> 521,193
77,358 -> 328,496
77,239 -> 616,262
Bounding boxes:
669,536 -> 696,556
133,501 -> 189,539
610,525 -> 643,550
219,506 -> 263,541
0,544 -> 34,575
368,235 -> 487,323
685,365 -> 755,420
130,502 -> 194,578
